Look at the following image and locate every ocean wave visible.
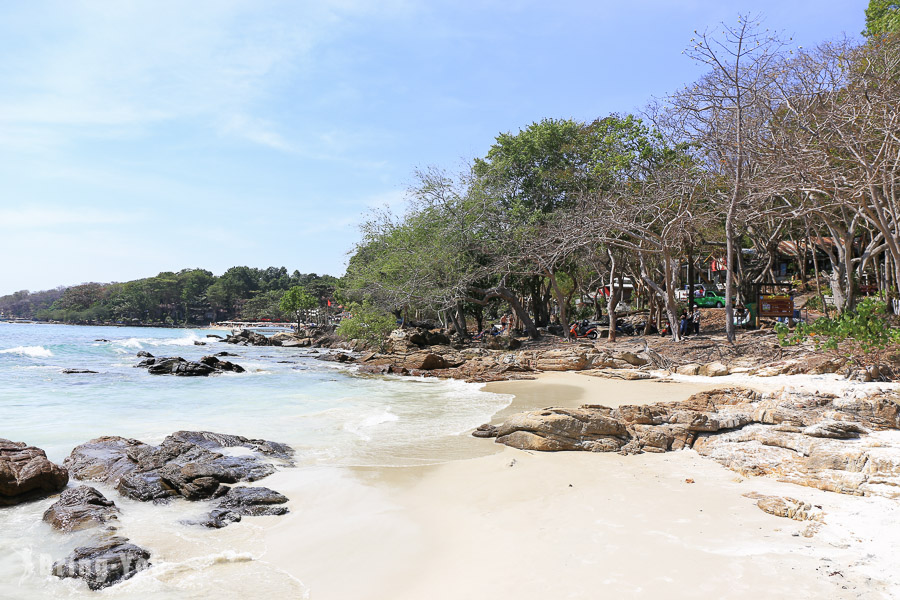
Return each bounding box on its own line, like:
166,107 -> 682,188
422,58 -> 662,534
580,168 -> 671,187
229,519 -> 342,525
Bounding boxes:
344,408 -> 400,440
114,333 -> 205,350
0,345 -> 53,358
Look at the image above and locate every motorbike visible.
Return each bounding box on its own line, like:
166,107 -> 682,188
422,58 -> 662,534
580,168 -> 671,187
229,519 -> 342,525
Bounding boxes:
569,320 -> 600,339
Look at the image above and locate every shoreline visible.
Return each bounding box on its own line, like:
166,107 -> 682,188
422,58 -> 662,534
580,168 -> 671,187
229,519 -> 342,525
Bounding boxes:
257,372 -> 900,599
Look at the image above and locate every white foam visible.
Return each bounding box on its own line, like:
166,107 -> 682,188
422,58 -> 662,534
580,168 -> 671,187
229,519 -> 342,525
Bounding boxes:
0,345 -> 53,358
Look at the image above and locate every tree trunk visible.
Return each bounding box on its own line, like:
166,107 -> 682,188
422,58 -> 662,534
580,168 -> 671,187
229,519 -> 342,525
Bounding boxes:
724,209 -> 736,342
607,250 -> 619,343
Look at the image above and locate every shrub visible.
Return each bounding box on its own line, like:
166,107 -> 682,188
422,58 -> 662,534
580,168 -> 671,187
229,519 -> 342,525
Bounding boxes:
776,296 -> 900,354
336,303 -> 397,351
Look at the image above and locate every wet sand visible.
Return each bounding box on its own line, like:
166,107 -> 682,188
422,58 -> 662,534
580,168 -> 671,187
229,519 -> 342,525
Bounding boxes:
259,372 -> 899,599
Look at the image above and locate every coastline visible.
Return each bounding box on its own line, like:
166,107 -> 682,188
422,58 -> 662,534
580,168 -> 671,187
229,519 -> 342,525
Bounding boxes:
258,372 -> 900,599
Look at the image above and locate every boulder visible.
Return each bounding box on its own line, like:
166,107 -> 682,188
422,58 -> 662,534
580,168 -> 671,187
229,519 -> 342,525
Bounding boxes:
224,329 -> 270,347
136,351 -> 154,358
699,362 -> 730,377
0,439 -> 69,506
65,431 -> 294,503
201,486 -> 289,528
206,334 -> 223,339
676,364 -> 701,376
62,369 -> 98,374
269,332 -> 298,347
199,356 -> 245,373
43,486 -> 119,532
193,340 -> 207,346
52,535 -> 151,590
147,357 -> 216,376
613,351 -> 650,366
533,349 -> 590,371
401,352 -> 448,370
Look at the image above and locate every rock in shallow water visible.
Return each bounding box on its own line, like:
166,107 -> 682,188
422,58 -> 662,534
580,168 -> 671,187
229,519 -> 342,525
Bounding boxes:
64,431 -> 294,503
200,486 -> 289,528
43,485 -> 119,532
52,534 -> 151,590
0,439 -> 69,506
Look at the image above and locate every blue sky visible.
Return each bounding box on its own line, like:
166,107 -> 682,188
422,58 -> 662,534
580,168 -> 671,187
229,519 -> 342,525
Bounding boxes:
0,1 -> 866,295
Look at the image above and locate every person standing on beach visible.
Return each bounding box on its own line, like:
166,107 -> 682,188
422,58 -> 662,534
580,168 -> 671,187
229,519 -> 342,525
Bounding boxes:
691,306 -> 701,335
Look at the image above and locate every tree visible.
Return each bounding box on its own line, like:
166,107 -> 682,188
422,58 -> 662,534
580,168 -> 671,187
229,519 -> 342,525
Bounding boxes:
864,1 -> 900,37
280,286 -> 317,329
663,15 -> 786,341
336,303 -> 397,350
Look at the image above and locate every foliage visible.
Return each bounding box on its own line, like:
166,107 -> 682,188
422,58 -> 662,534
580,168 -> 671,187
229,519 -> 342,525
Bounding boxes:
776,297 -> 900,354
1,268 -> 337,325
336,303 -> 397,350
279,286 -> 318,327
864,0 -> 900,36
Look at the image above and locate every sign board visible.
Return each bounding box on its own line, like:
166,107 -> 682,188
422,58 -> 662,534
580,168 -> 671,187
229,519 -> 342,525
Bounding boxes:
758,294 -> 793,318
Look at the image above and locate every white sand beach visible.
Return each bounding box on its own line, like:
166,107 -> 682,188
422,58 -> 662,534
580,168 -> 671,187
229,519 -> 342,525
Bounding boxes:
254,372 -> 900,599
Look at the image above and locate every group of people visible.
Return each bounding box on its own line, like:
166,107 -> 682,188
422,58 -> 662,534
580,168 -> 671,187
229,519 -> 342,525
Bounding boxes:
678,306 -> 702,336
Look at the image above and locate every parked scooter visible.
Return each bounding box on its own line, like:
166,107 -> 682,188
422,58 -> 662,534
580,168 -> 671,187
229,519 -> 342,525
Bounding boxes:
569,320 -> 600,339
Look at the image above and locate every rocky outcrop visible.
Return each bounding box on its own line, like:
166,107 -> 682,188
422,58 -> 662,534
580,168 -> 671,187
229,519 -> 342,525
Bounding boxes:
52,535 -> 151,590
475,388 -> 900,499
224,329 -> 270,347
201,486 -> 289,528
137,355 -> 245,376
0,439 -> 69,506
401,352 -> 449,370
43,485 -> 119,532
64,431 -> 294,503
44,485 -> 151,589
199,355 -> 245,373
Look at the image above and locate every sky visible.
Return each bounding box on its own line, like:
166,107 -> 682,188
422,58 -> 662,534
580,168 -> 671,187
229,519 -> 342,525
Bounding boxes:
0,0 -> 867,295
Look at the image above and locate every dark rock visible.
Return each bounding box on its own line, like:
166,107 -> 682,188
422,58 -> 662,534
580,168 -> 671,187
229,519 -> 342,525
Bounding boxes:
215,351 -> 239,357
201,486 -> 289,528
147,357 -> 217,376
193,340 -> 207,346
62,369 -> 98,374
316,352 -> 355,363
0,439 -> 69,506
199,356 -> 245,373
65,432 -> 293,503
43,485 -> 119,532
206,334 -> 223,339
94,339 -> 110,342
224,329 -> 270,347
472,424 -> 499,438
357,363 -> 410,376
52,535 -> 151,590
136,351 -> 154,358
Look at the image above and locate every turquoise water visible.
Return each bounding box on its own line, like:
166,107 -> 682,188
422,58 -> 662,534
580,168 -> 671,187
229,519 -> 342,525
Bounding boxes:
0,322 -> 511,599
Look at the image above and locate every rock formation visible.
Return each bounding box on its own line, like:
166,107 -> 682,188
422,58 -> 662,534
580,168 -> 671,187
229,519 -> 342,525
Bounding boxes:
52,535 -> 151,590
224,329 -> 270,346
0,439 -> 68,506
44,486 -> 152,589
475,387 -> 900,499
43,485 -> 119,532
65,431 -> 293,503
135,354 -> 245,376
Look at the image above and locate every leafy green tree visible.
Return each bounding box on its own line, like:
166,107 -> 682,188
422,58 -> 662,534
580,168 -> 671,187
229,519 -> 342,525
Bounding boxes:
336,303 -> 397,350
864,1 -> 900,36
280,286 -> 318,328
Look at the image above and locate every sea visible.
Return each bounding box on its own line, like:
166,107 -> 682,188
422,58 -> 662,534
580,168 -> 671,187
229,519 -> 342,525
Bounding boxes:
0,322 -> 511,599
